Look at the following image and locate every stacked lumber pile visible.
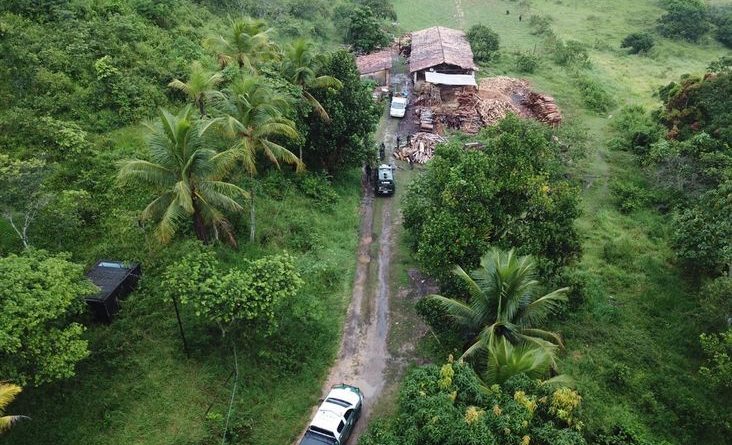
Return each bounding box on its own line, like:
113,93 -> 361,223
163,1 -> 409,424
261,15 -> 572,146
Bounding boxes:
393,132 -> 446,164
524,92 -> 562,125
413,83 -> 442,106
418,108 -> 435,132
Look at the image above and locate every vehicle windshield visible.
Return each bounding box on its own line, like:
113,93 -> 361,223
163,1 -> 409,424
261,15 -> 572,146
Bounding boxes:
391,101 -> 406,109
309,426 -> 336,438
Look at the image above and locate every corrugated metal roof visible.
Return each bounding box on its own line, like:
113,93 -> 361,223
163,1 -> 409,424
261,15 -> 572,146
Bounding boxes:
409,26 -> 476,73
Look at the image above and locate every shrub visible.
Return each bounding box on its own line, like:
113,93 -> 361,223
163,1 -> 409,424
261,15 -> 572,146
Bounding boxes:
698,276 -> 732,332
466,24 -> 500,63
516,51 -> 540,73
610,180 -> 651,213
608,105 -> 663,155
529,15 -> 553,35
621,32 -> 655,54
575,75 -> 615,113
552,40 -> 591,67
699,329 -> 731,390
709,5 -> 732,48
657,0 -> 710,42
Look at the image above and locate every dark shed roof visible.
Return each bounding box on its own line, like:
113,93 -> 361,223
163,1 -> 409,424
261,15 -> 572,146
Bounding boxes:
85,261 -> 140,301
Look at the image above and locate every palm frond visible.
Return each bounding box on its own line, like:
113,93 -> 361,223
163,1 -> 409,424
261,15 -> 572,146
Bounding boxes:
117,160 -> 175,188
140,192 -> 176,222
303,90 -> 331,122
519,287 -> 569,326
310,75 -> 342,90
427,294 -> 478,328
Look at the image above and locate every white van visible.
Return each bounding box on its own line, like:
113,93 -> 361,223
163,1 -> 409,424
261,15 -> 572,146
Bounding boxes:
389,96 -> 408,118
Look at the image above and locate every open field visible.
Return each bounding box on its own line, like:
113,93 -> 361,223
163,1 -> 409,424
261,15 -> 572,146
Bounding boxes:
391,0 -> 730,442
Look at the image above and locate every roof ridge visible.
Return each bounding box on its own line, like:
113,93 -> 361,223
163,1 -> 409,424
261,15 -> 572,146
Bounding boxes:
437,26 -> 446,64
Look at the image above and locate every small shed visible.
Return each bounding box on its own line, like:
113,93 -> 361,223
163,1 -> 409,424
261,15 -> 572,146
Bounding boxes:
356,47 -> 397,86
85,260 -> 141,322
409,26 -> 477,85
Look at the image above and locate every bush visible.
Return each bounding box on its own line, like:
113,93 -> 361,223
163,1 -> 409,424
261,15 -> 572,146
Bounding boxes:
466,24 -> 500,63
699,329 -> 732,390
621,32 -> 655,54
516,51 -> 540,73
657,0 -> 710,42
610,180 -> 651,213
552,40 -> 591,67
608,105 -> 663,155
709,5 -> 732,48
529,15 -> 553,35
575,75 -> 615,113
697,276 -> 732,332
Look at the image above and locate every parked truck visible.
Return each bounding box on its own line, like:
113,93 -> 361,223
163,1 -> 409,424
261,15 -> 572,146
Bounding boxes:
374,164 -> 396,196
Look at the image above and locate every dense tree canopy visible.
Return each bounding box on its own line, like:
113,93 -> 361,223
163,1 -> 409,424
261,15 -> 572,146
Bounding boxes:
0,250 -> 95,386
657,0 -> 710,42
403,115 -> 581,280
304,50 -> 380,172
466,24 -> 500,63
344,6 -> 390,53
360,360 -> 585,445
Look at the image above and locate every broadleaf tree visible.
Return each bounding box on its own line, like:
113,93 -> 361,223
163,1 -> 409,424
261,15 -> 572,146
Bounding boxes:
0,250 -> 96,386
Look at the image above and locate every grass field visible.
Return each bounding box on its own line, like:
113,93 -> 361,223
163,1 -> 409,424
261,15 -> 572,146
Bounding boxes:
391,0 -> 730,442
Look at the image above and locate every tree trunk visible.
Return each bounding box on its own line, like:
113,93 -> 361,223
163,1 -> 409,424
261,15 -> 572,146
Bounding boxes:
198,98 -> 206,117
249,187 -> 256,243
192,201 -> 208,243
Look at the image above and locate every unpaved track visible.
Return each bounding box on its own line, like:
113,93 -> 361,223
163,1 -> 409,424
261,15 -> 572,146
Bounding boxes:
293,118 -> 401,445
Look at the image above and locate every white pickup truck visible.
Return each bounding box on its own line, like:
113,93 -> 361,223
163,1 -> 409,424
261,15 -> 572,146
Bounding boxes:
389,96 -> 408,118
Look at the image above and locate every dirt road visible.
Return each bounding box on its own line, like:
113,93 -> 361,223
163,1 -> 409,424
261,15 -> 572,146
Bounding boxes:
295,115 -> 403,445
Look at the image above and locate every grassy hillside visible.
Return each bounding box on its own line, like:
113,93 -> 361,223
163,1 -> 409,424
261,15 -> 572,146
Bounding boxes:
392,0 -> 729,442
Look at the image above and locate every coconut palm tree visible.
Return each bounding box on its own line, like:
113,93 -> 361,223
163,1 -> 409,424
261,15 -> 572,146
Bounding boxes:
281,38 -> 342,124
215,75 -> 303,242
0,382 -> 29,434
479,337 -> 573,386
118,106 -> 248,246
427,248 -> 568,359
205,17 -> 278,72
168,61 -> 224,117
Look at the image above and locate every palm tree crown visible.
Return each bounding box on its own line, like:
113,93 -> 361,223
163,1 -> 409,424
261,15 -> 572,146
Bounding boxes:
481,337 -> 573,386
205,17 -> 277,72
216,75 -> 303,175
0,382 -> 29,434
428,248 -> 568,359
118,106 -> 248,246
168,61 -> 224,117
281,38 -> 342,122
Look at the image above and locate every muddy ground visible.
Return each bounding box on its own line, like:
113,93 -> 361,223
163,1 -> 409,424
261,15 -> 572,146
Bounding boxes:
294,111 -> 424,444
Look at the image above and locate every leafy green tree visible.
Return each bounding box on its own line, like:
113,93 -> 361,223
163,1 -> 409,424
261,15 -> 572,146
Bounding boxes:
344,6 -> 389,53
427,248 -> 568,359
621,32 -> 655,54
359,360 -> 586,445
168,61 -> 224,117
658,70 -> 732,145
516,52 -> 539,73
466,24 -> 500,63
0,250 -> 95,386
0,155 -> 49,249
403,115 -> 581,279
304,50 -> 379,172
281,38 -> 343,125
118,106 -> 249,246
215,75 -> 302,242
657,0 -> 710,42
355,0 -> 397,21
0,382 -> 28,434
162,248 -> 303,337
699,329 -> 732,390
672,181 -> 732,275
482,337 -> 572,386
205,17 -> 278,71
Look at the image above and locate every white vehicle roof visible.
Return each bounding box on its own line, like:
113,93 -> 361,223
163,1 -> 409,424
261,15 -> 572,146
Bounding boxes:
309,387 -> 361,438
391,96 -> 408,104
